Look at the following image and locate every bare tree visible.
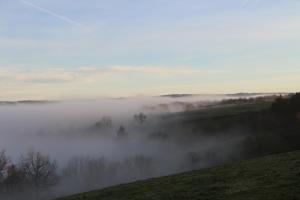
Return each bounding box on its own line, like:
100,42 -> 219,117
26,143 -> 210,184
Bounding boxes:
95,116 -> 113,130
134,113 -> 147,125
3,164 -> 24,193
117,126 -> 128,138
0,150 -> 9,183
19,151 -> 58,190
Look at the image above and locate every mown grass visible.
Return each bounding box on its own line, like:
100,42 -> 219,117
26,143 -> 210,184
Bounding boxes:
56,150 -> 300,200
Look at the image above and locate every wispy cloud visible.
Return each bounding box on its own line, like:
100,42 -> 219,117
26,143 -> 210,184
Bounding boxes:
0,66 -> 299,100
0,66 -> 224,84
106,66 -> 223,76
0,68 -> 75,84
0,66 -> 226,100
20,0 -> 82,26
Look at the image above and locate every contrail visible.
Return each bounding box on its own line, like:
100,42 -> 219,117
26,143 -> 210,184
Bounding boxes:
20,0 -> 82,26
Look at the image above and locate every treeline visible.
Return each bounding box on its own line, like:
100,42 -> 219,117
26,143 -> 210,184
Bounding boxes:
170,93 -> 300,160
0,150 -> 58,199
61,155 -> 155,192
0,149 -> 213,200
218,93 -> 300,158
0,150 -> 157,200
243,93 -> 300,157
221,95 -> 278,105
89,113 -> 147,137
271,93 -> 300,115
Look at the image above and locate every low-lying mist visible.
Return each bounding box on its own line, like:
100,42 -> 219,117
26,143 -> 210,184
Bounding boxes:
0,94 -> 264,199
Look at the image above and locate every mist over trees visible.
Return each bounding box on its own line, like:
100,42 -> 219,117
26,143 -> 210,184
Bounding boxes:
134,113 -> 147,125
0,94 -> 299,200
271,93 -> 300,114
0,150 -> 58,199
117,126 -> 128,139
19,151 -> 58,190
94,116 -> 113,131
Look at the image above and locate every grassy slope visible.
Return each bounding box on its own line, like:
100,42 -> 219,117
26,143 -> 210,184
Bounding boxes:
57,150 -> 300,200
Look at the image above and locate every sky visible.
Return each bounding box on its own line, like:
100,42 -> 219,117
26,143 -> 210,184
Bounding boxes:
0,0 -> 300,100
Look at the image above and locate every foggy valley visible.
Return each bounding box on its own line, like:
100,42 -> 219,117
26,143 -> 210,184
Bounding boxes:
0,94 -> 270,199
2,0 -> 300,199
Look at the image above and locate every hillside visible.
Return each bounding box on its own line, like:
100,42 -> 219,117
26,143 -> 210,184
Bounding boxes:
56,150 -> 300,200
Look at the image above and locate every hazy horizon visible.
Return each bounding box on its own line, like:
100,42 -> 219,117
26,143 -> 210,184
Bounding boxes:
0,92 -> 292,102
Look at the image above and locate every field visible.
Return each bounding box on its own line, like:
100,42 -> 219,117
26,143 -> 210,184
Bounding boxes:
56,150 -> 300,200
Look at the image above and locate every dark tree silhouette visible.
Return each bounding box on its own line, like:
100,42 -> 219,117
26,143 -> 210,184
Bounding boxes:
19,151 -> 59,190
271,93 -> 300,114
117,126 -> 128,138
95,116 -> 113,130
134,113 -> 147,125
0,150 -> 9,183
271,95 -> 289,113
289,93 -> 300,113
3,164 -> 24,193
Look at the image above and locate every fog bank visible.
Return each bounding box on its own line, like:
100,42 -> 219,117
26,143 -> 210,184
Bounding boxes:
0,94 -> 267,199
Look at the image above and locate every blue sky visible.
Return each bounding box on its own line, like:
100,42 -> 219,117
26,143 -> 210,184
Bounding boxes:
0,0 -> 300,100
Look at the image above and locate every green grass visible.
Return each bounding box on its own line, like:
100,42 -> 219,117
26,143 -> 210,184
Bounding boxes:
56,150 -> 300,200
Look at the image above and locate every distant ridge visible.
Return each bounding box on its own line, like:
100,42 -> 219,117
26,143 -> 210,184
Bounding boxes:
226,92 -> 290,97
159,94 -> 195,98
160,93 -> 289,98
0,100 -> 57,105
